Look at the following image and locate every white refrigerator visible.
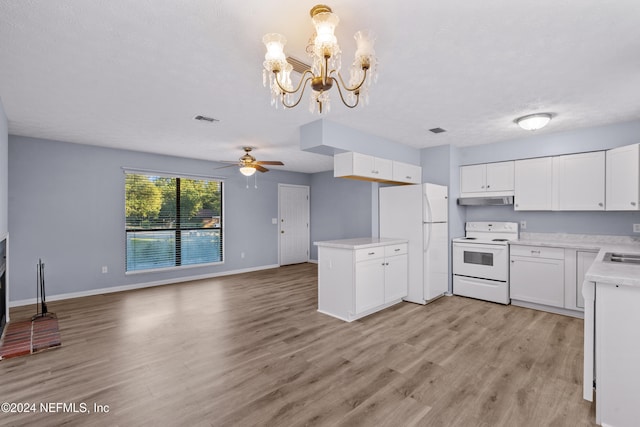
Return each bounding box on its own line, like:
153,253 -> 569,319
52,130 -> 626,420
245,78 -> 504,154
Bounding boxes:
379,183 -> 449,304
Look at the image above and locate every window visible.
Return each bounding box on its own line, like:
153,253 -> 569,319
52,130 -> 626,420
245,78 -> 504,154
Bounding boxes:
125,172 -> 223,272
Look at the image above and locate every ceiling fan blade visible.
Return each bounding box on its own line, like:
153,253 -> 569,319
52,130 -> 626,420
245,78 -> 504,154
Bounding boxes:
255,165 -> 269,173
255,161 -> 284,166
213,163 -> 239,170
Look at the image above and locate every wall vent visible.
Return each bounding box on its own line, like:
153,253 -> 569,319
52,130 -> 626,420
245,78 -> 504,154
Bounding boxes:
429,127 -> 446,134
194,115 -> 219,123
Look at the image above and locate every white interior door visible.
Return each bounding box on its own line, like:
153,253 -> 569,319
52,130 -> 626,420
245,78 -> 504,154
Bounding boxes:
278,184 -> 310,265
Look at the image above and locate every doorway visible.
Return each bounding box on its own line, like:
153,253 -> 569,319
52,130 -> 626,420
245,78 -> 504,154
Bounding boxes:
278,184 -> 310,265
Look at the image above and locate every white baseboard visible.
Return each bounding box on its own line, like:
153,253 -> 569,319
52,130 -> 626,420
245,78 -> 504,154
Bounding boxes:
9,264 -> 280,308
308,259 -> 318,264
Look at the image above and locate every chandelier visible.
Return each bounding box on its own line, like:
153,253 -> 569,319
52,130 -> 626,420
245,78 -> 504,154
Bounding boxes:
262,4 -> 377,114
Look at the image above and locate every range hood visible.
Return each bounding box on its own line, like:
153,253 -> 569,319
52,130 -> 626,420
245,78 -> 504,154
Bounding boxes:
457,196 -> 514,206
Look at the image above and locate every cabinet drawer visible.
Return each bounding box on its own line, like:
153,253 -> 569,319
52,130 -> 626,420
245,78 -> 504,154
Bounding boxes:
385,244 -> 407,257
355,247 -> 385,262
510,245 -> 564,260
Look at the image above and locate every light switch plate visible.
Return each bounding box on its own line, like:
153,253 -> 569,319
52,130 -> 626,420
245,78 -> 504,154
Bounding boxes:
633,224 -> 640,233
272,218 -> 277,225
520,220 -> 527,230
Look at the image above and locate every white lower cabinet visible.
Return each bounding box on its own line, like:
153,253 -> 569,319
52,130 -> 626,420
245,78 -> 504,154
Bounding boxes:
354,257 -> 385,313
317,240 -> 408,322
510,244 -> 597,316
510,246 -> 565,308
384,250 -> 408,302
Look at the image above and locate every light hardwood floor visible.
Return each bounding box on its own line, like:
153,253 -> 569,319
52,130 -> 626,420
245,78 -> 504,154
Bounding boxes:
1,263 -> 595,426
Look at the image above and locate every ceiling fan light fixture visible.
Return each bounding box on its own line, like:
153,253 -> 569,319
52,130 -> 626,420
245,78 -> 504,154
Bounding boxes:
516,113 -> 553,131
239,166 -> 257,176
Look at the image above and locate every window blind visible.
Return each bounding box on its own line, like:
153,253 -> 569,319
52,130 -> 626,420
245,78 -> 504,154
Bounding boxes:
125,173 -> 223,272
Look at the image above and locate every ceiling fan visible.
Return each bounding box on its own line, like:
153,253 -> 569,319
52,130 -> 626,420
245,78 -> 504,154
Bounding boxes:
216,147 -> 284,176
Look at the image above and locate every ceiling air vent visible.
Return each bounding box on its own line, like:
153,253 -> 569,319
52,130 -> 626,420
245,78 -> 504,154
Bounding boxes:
194,115 -> 219,123
287,56 -> 311,74
429,127 -> 446,134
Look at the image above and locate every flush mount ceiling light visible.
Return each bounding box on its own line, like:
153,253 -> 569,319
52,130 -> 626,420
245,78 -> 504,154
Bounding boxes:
515,113 -> 553,131
262,4 -> 377,114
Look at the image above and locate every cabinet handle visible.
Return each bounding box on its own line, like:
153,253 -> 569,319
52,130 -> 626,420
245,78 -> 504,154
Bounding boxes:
368,252 -> 375,255
487,185 -> 491,188
632,202 -> 637,206
406,176 -> 411,179
394,248 -> 401,252
515,204 -> 519,207
598,202 -> 603,207
531,250 -> 540,254
481,185 -> 485,189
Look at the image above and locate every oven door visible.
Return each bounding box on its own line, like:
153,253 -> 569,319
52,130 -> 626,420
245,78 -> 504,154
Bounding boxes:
452,242 -> 508,281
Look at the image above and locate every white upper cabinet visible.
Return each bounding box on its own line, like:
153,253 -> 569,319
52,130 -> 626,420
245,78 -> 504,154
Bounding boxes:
334,152 -> 420,185
606,143 -> 640,211
460,161 -> 514,196
553,151 -> 605,211
392,161 -> 421,184
514,157 -> 554,211
460,164 -> 486,193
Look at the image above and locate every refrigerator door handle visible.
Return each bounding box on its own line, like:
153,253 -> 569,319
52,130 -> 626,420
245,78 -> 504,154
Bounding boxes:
424,223 -> 432,253
423,191 -> 433,223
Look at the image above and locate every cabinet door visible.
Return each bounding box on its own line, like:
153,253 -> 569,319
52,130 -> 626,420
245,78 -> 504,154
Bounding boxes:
486,161 -> 514,192
384,254 -> 408,302
392,161 -> 421,184
554,151 -> 605,210
514,157 -> 554,210
373,157 -> 393,181
351,152 -> 377,178
355,258 -> 385,314
606,143 -> 640,211
510,255 -> 565,307
460,164 -> 486,193
576,251 -> 597,309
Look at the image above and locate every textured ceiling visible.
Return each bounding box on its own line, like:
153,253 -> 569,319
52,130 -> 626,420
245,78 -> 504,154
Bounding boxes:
1,1 -> 640,173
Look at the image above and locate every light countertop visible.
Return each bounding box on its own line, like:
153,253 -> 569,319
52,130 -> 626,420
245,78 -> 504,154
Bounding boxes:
510,232 -> 640,251
585,245 -> 640,288
314,237 -> 408,249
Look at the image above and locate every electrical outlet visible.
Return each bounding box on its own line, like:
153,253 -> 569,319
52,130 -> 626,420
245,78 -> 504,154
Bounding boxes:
633,224 -> 640,233
272,218 -> 277,225
101,266 -> 108,274
241,252 -> 245,259
520,220 -> 527,230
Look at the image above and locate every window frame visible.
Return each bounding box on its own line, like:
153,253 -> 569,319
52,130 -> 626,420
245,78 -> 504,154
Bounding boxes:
123,168 -> 225,274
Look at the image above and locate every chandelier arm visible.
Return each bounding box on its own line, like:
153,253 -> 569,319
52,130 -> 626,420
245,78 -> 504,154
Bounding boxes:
331,77 -> 360,109
274,69 -> 315,95
280,76 -> 314,108
331,67 -> 369,93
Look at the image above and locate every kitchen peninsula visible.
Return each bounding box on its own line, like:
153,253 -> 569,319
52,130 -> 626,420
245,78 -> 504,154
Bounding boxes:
315,237 -> 408,322
582,242 -> 640,427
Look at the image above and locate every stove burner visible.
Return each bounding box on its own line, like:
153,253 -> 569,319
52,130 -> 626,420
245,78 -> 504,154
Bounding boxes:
492,238 -> 508,242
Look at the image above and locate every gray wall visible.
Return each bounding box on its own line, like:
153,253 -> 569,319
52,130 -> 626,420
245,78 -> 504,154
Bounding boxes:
8,136 -> 310,302
462,120 -> 640,236
0,99 -> 7,236
309,171 -> 373,260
